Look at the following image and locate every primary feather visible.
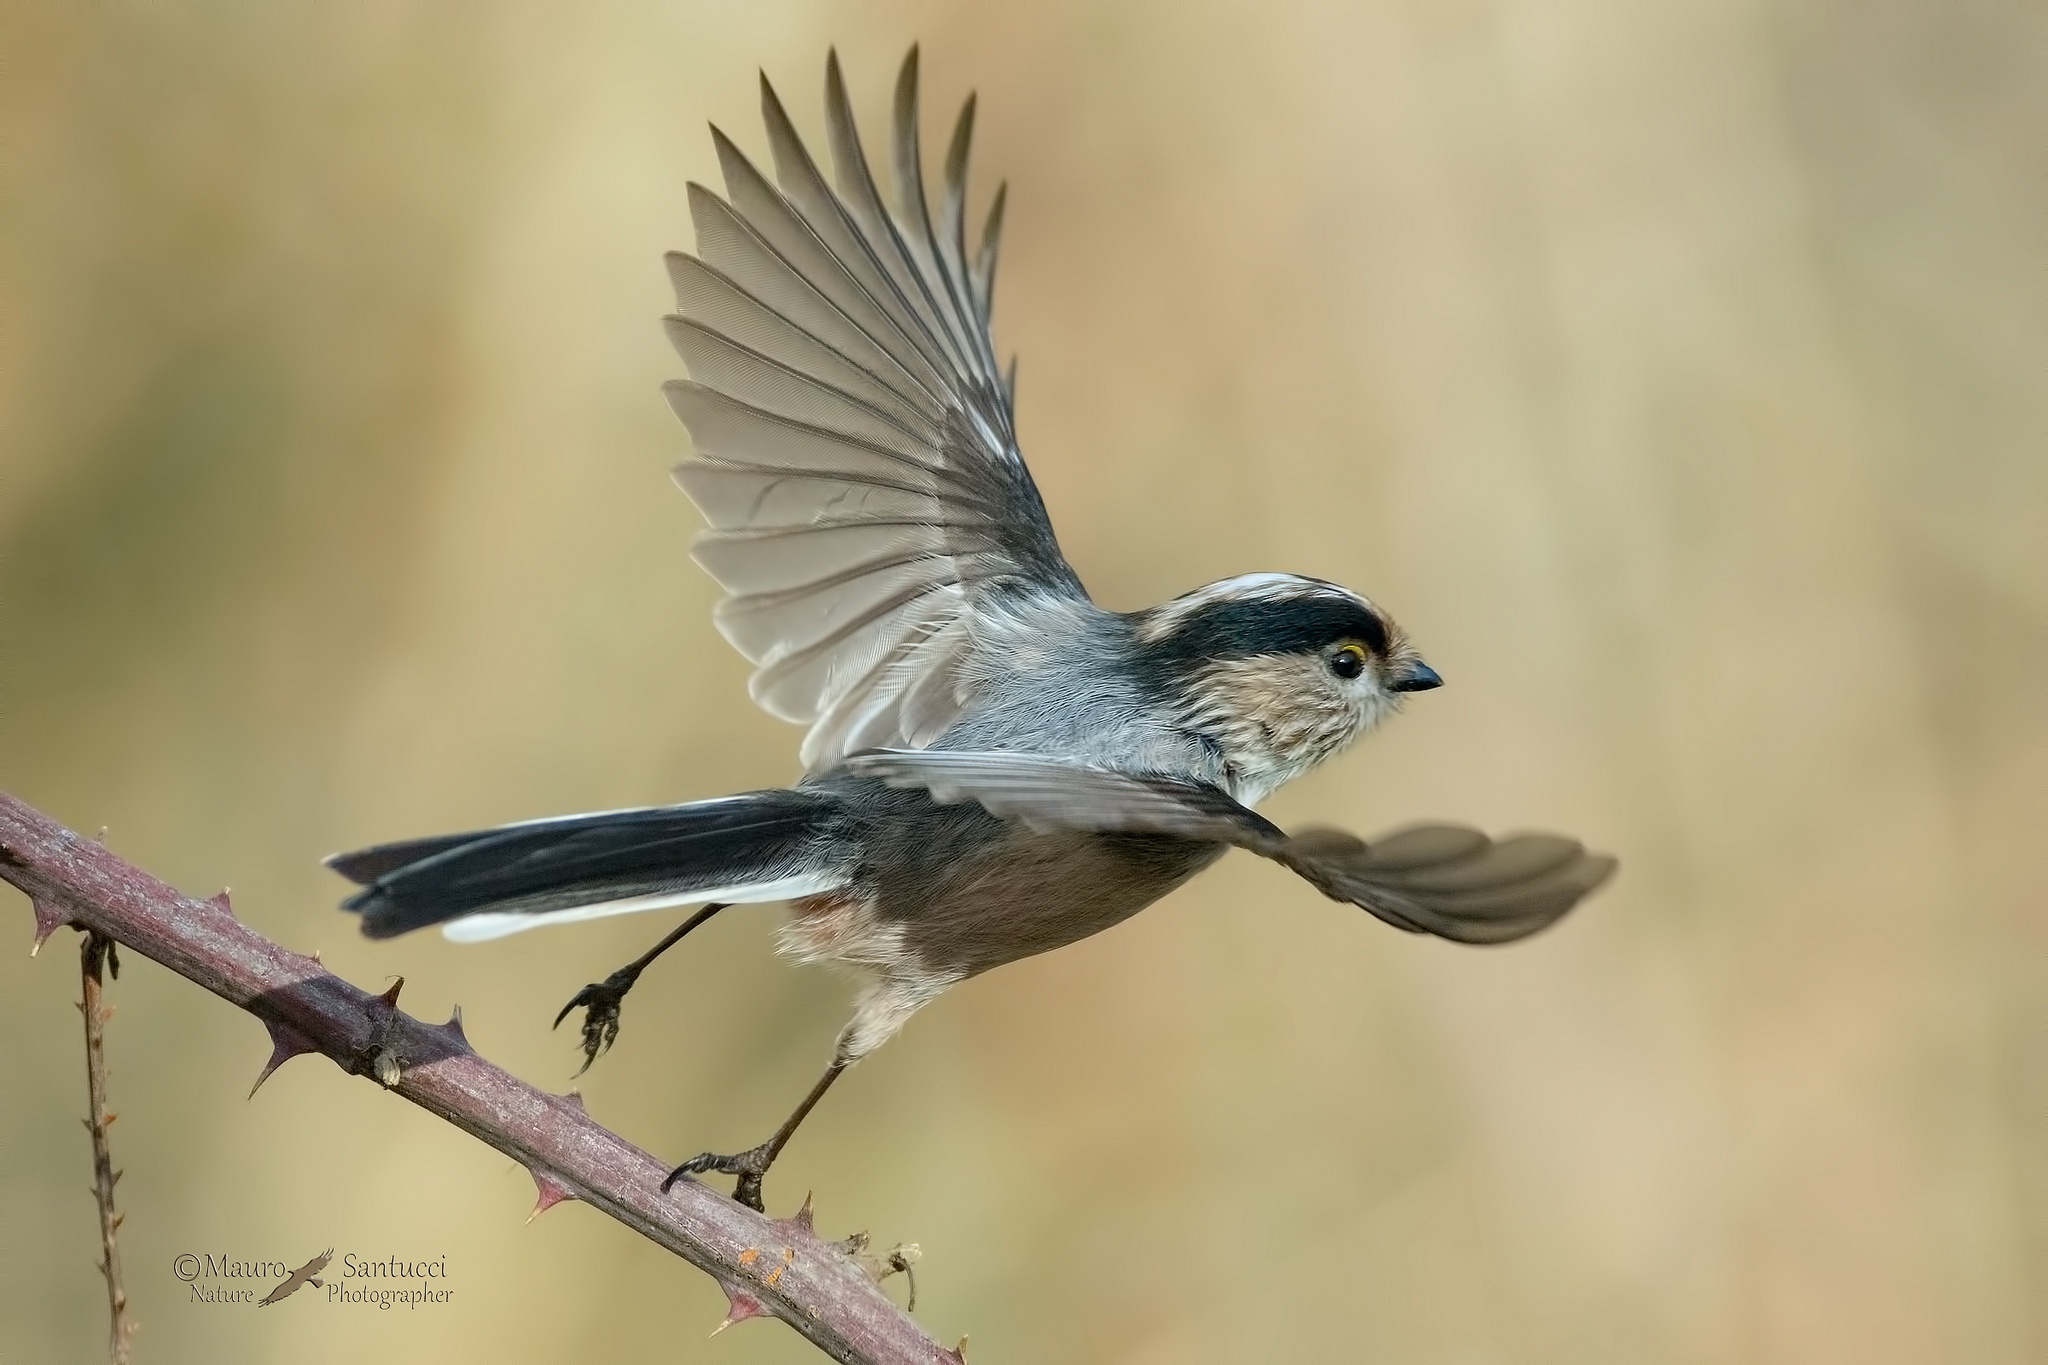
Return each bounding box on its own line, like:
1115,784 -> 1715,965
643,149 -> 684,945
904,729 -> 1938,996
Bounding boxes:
666,47 -> 1089,773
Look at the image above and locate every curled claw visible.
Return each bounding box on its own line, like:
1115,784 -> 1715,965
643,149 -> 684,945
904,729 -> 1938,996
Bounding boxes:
552,968 -> 639,1075
664,1144 -> 776,1211
662,1058 -> 845,1213
546,904 -> 730,1075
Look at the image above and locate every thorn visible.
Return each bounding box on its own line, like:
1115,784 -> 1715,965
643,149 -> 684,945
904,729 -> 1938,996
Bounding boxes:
30,896 -> 70,953
557,1089 -> 587,1114
771,1191 -> 816,1240
249,1017 -> 321,1098
950,1335 -> 970,1362
525,1166 -> 576,1222
431,1006 -> 472,1052
353,978 -> 407,1087
710,1282 -> 767,1335
205,888 -> 234,918
93,826 -> 109,844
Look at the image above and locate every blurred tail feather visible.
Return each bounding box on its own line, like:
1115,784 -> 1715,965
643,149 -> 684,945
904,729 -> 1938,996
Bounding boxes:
329,789 -> 841,939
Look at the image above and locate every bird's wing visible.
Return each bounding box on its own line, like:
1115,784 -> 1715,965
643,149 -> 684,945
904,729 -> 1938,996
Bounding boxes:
258,1249 -> 333,1306
847,748 -> 1288,842
847,750 -> 1618,944
666,48 -> 1090,772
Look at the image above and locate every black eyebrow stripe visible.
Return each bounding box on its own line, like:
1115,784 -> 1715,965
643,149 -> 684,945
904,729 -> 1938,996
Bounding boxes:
1354,608 -> 1391,656
1141,594 -> 1389,663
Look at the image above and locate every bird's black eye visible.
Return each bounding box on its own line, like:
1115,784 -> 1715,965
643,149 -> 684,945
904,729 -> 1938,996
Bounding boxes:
1329,643 -> 1368,679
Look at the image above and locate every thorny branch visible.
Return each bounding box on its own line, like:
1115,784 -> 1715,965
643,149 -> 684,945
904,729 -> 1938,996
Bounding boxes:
80,929 -> 135,1364
2,791 -> 962,1365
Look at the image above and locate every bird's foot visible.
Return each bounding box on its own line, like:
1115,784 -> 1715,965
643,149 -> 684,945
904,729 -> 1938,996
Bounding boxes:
662,1142 -> 776,1211
551,967 -> 641,1075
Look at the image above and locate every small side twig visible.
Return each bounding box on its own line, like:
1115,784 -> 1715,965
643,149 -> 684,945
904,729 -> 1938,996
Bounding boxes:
837,1232 -> 923,1312
80,930 -> 135,1364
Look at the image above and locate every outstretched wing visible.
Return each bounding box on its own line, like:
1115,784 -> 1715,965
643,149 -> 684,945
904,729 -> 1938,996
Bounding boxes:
847,750 -> 1618,945
666,48 -> 1089,772
258,1249 -> 333,1306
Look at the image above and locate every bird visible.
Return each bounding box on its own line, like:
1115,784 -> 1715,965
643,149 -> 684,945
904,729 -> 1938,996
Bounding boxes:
327,47 -> 1617,1213
257,1249 -> 331,1306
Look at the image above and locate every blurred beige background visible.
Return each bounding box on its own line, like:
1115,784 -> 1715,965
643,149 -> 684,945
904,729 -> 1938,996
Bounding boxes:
4,1 -> 2044,1361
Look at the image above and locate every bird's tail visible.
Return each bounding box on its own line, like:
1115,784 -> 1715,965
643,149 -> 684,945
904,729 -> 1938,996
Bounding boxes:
328,789 -> 843,941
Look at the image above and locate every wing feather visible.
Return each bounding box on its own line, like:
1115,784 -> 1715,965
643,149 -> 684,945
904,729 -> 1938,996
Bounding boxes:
663,381 -> 948,484
664,252 -> 940,427
757,75 -> 972,400
666,49 -> 1090,770
672,460 -> 936,528
707,127 -> 955,404
687,184 -> 944,411
890,49 -> 998,388
972,181 -> 1008,327
845,750 -> 1618,945
663,317 -> 942,450
824,52 -> 982,386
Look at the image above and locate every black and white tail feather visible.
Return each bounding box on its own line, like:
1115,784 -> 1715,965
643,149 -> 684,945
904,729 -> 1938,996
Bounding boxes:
331,792 -> 842,941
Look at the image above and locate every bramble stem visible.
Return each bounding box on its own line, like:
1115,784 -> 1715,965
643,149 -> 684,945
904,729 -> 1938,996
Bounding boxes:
3,791 -> 949,1365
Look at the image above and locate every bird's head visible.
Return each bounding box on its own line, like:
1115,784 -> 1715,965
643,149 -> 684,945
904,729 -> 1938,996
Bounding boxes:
1129,573 -> 1440,803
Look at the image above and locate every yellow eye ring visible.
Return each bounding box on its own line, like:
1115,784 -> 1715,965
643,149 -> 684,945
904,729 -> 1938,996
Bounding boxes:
1330,643 -> 1369,680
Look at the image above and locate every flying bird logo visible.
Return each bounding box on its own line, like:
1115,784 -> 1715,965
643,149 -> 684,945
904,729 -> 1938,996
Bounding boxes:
256,1248 -> 332,1306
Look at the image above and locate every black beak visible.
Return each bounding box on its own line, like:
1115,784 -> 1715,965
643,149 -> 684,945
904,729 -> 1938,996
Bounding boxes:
1389,659 -> 1443,693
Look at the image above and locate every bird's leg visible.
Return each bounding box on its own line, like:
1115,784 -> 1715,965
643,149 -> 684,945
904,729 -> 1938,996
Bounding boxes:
553,902 -> 729,1073
663,1055 -> 848,1212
